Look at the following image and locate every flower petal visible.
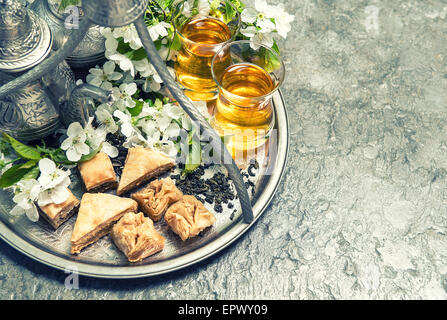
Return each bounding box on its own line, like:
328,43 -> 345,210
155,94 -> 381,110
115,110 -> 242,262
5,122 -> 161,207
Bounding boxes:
103,61 -> 116,75
38,158 -> 56,174
66,122 -> 84,137
50,186 -> 70,205
75,142 -> 91,155
25,204 -> 39,222
241,8 -> 257,24
66,148 -> 82,162
101,142 -> 119,158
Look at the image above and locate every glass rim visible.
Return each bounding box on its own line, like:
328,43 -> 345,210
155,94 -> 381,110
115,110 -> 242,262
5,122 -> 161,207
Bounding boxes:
211,40 -> 286,101
173,0 -> 241,47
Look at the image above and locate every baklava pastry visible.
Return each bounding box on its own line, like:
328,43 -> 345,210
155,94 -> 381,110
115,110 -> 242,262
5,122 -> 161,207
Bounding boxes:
111,212 -> 165,262
117,147 -> 175,195
78,152 -> 118,192
38,188 -> 80,229
71,193 -> 138,254
165,195 -> 216,241
131,177 -> 183,221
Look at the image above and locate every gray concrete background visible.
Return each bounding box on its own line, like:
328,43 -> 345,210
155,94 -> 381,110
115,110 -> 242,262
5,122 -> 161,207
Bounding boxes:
1,0 -> 447,299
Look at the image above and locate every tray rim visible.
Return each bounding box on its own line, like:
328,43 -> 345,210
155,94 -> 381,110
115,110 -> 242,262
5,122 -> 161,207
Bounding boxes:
0,90 -> 289,279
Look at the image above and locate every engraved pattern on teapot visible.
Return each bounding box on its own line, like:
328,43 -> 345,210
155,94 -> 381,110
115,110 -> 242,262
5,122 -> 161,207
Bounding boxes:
31,0 -> 105,68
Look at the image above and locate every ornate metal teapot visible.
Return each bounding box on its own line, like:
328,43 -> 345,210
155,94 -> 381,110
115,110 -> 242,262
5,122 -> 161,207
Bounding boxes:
30,0 -> 105,68
0,0 -> 111,142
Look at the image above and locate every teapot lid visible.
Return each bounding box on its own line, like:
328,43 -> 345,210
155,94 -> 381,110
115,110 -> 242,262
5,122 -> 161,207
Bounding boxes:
0,0 -> 52,73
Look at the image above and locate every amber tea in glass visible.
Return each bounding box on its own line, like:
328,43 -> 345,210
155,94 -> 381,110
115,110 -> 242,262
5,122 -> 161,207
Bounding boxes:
173,1 -> 240,101
210,41 -> 285,159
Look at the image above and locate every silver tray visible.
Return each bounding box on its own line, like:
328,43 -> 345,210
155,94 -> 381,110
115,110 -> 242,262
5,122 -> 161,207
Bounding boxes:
0,90 -> 289,278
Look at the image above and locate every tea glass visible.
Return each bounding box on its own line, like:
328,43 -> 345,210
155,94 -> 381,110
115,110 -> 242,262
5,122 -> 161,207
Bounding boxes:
173,0 -> 241,101
210,40 -> 285,160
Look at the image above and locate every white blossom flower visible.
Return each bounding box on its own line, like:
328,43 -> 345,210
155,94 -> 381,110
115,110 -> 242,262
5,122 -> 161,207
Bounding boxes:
241,8 -> 257,24
37,158 -> 71,207
240,0 -> 294,45
103,28 -> 119,52
139,101 -> 159,118
182,1 -> 192,17
38,187 -> 70,208
197,0 -> 210,16
113,110 -> 135,138
84,118 -> 119,158
148,22 -> 171,41
107,52 -> 135,77
101,141 -> 119,158
252,31 -> 274,48
163,103 -> 184,120
112,25 -> 142,50
240,25 -> 257,38
95,104 -> 119,134
270,4 -> 295,38
142,77 -> 162,93
113,83 -> 138,110
10,179 -> 41,222
122,129 -> 148,149
254,0 -> 276,33
37,158 -> 71,191
61,122 -> 90,162
158,139 -> 178,158
86,61 -> 123,90
84,119 -> 106,150
102,28 -> 136,76
241,25 -> 274,48
133,58 -> 156,78
164,122 -> 181,138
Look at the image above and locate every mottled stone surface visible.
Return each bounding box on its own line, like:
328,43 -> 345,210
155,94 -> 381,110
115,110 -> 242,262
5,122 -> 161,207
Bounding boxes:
1,0 -> 447,299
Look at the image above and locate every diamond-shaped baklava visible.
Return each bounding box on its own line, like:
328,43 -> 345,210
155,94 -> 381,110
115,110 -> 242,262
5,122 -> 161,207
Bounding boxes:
164,195 -> 216,241
111,212 -> 165,262
131,177 -> 183,221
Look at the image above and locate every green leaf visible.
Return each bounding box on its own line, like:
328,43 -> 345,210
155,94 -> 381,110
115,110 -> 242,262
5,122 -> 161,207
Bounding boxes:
223,1 -> 236,23
116,38 -> 131,54
154,98 -> 163,110
117,39 -> 148,61
2,133 -> 42,160
164,0 -> 175,8
210,0 -> 220,11
79,147 -> 101,163
127,47 -> 148,61
170,33 -> 182,51
259,45 -> 281,73
183,131 -> 201,176
58,0 -> 81,12
128,100 -> 144,116
0,160 -> 39,188
0,136 -> 12,156
21,165 -> 40,181
271,40 -> 280,55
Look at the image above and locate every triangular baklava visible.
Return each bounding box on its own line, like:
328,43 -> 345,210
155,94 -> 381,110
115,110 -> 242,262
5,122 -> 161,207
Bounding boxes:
111,212 -> 165,262
116,147 -> 175,195
71,193 -> 138,254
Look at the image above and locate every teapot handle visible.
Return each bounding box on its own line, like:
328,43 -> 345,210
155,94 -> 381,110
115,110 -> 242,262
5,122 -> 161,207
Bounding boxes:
61,83 -> 114,127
